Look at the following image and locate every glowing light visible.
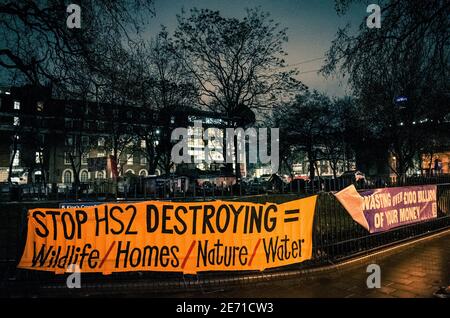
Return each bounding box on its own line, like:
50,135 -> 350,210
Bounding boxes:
395,96 -> 408,103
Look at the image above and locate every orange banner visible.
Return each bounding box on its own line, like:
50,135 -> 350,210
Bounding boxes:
18,196 -> 317,274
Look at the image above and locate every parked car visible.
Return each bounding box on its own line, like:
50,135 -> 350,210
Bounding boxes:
0,182 -> 22,201
10,171 -> 28,185
246,178 -> 269,194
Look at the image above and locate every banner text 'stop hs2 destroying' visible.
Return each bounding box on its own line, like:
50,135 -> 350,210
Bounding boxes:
18,196 -> 317,274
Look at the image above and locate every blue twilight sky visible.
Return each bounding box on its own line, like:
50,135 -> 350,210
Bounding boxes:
144,0 -> 373,97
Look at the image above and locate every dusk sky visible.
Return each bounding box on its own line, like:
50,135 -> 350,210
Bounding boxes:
145,0 -> 371,97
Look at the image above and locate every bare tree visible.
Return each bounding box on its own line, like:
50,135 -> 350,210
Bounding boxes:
61,102 -> 94,191
273,90 -> 331,181
0,0 -> 155,86
322,0 -> 450,177
172,8 -> 305,179
127,31 -> 197,175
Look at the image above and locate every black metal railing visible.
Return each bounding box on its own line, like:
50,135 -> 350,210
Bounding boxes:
310,183 -> 450,265
0,182 -> 449,295
3,173 -> 450,202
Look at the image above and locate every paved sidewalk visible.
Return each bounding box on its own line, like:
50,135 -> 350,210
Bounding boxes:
154,230 -> 450,298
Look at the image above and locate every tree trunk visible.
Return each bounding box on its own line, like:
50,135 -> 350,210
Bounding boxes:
8,142 -> 18,185
234,133 -> 242,181
308,156 -> 315,181
222,125 -> 233,177
146,140 -> 158,175
148,161 -> 157,175
428,152 -> 434,176
112,146 -> 119,197
332,160 -> 338,179
38,152 -> 47,191
69,153 -> 80,190
307,145 -> 315,181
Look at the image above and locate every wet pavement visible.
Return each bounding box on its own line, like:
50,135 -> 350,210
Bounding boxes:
152,230 -> 450,298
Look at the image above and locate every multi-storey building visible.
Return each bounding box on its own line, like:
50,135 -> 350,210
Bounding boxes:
0,85 -> 157,186
0,85 -> 246,189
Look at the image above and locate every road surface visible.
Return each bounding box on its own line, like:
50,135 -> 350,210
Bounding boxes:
151,230 -> 450,298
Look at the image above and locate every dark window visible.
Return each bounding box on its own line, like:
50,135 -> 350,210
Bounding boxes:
63,170 -> 72,183
80,170 -> 88,182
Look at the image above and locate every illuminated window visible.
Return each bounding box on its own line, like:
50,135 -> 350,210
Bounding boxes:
98,137 -> 105,147
127,155 -> 134,165
13,117 -> 20,126
12,150 -> 20,166
14,101 -> 20,110
35,152 -> 43,164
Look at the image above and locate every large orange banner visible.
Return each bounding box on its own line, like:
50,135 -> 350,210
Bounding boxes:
18,196 -> 317,274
